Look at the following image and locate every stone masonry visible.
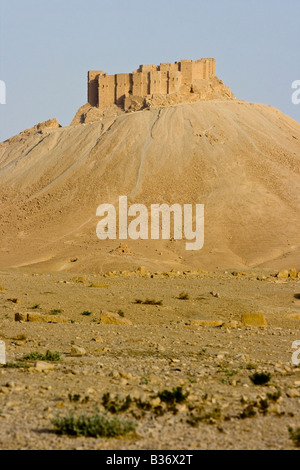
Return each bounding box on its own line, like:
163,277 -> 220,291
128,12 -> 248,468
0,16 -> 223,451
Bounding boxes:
88,59 -> 216,109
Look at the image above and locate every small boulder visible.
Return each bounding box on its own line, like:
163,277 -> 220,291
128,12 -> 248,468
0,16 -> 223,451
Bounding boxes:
27,313 -> 68,323
287,314 -> 300,320
277,270 -> 289,279
222,321 -> 240,329
136,266 -> 147,275
15,313 -> 27,322
70,345 -> 86,357
99,312 -> 132,326
189,320 -> 223,328
34,362 -> 55,372
241,313 -> 268,327
289,269 -> 298,279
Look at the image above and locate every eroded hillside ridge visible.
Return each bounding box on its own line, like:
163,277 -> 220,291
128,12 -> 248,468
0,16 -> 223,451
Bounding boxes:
0,100 -> 299,272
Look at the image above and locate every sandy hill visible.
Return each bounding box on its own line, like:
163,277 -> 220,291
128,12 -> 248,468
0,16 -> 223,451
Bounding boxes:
0,100 -> 299,273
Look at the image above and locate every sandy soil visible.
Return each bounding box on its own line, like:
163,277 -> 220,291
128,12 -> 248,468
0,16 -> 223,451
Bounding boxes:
0,100 -> 299,273
0,268 -> 299,450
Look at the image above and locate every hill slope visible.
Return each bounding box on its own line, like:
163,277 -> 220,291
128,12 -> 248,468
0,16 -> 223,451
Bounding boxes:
0,100 -> 299,272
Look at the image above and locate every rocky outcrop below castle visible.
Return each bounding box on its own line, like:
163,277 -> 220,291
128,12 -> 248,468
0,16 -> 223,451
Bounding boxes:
1,118 -> 61,145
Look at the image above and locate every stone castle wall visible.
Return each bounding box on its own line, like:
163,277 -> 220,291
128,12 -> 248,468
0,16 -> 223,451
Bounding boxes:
88,59 -> 216,109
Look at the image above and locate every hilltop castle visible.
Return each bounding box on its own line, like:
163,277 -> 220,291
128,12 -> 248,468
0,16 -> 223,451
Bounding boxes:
88,58 -> 216,110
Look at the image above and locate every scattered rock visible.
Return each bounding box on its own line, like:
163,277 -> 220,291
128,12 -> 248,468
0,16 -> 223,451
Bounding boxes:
241,314 -> 268,327
222,321 -> 240,329
7,298 -> 20,304
287,314 -> 300,320
289,269 -> 297,279
189,320 -> 224,328
93,337 -> 104,343
35,118 -> 61,132
33,362 -> 55,372
72,276 -> 88,284
136,266 -> 148,275
14,313 -> 27,322
99,312 -> 133,326
150,397 -> 161,407
15,313 -> 68,323
120,271 -> 133,277
113,244 -> 131,255
29,313 -> 69,323
286,389 -> 300,398
70,346 -> 86,356
5,381 -> 15,389
90,283 -> 109,288
210,292 -> 220,298
277,270 -> 289,279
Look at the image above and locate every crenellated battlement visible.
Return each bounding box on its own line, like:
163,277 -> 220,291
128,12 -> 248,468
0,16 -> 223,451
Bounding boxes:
88,59 -> 216,109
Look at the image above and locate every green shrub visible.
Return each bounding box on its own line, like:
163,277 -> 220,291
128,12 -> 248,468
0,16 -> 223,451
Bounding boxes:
267,391 -> 281,402
239,404 -> 257,419
68,394 -> 81,403
50,309 -> 63,315
52,413 -> 136,438
187,407 -> 222,426
249,372 -> 271,386
158,387 -> 189,406
3,362 -> 30,369
102,393 -> 132,414
135,399 -> 152,411
23,350 -> 61,362
288,427 -> 300,447
68,394 -> 89,404
177,292 -> 190,300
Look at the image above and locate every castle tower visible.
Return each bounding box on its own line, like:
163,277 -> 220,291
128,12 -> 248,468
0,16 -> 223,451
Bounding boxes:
98,74 -> 115,108
115,73 -> 132,106
88,58 -> 216,109
88,71 -> 103,107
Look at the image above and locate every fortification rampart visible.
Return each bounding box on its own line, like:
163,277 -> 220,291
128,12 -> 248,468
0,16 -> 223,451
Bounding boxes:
88,59 -> 216,110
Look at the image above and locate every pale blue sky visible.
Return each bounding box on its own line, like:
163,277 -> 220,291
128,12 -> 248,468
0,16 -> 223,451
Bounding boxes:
0,0 -> 299,142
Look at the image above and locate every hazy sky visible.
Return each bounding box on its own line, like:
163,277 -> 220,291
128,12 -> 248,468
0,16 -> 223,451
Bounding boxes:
0,0 -> 299,142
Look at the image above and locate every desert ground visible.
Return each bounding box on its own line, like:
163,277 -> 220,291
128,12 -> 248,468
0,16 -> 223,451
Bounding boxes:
1,84 -> 300,450
0,267 -> 299,450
